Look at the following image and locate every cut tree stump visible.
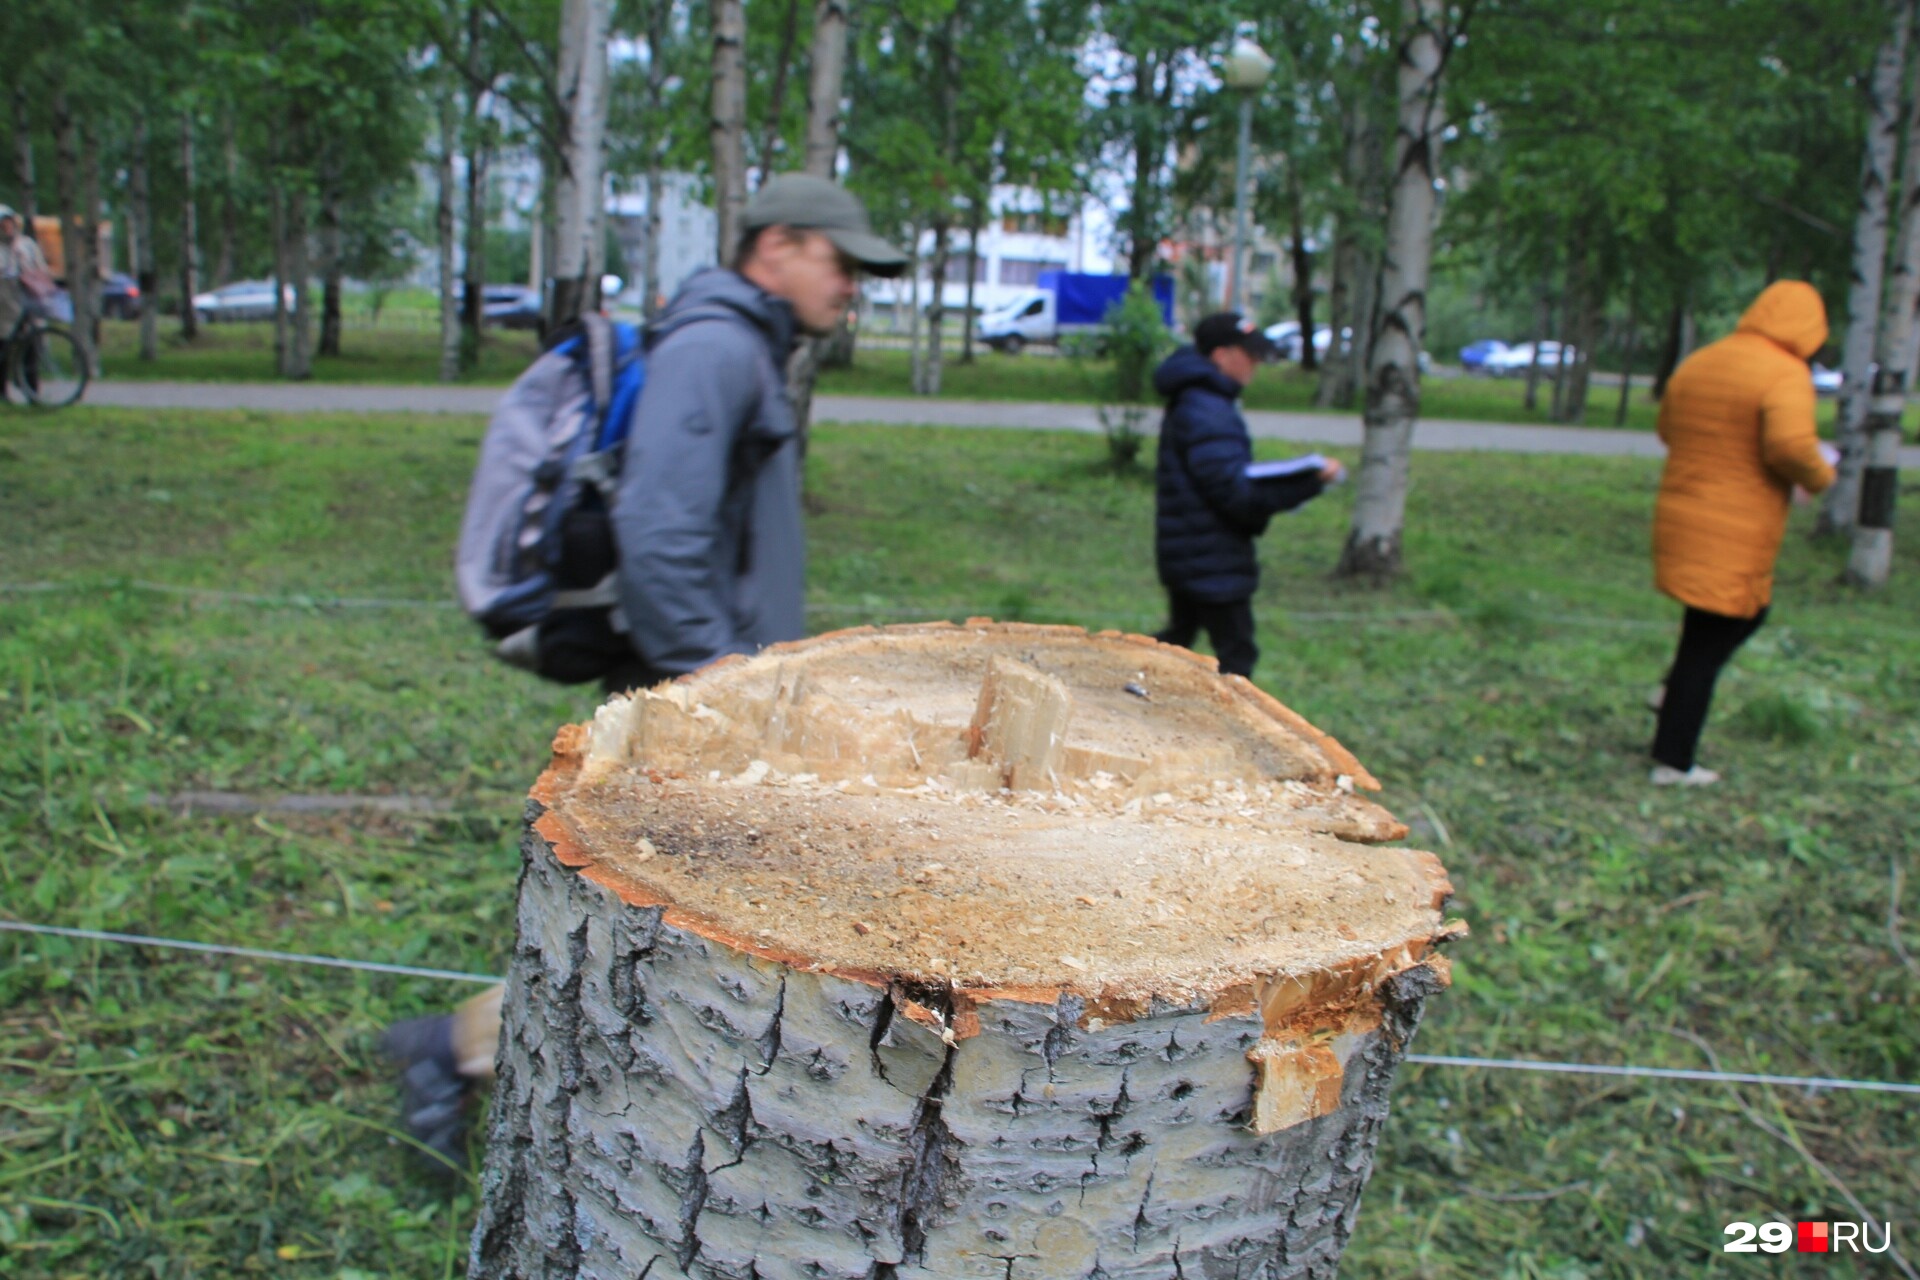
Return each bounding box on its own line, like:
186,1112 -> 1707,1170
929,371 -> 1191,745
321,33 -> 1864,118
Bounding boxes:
471,622 -> 1462,1280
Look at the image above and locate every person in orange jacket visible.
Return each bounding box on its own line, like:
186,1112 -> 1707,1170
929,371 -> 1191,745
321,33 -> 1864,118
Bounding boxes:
1648,280 -> 1837,785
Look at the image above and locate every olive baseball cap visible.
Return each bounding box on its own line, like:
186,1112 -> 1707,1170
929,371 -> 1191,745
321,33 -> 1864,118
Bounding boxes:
745,174 -> 909,277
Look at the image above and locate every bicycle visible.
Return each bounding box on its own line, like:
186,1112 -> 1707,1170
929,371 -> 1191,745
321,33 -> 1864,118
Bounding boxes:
1,306 -> 88,408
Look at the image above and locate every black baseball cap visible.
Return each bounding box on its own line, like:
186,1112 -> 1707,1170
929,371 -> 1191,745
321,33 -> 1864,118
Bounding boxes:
744,174 -> 909,277
1194,312 -> 1278,360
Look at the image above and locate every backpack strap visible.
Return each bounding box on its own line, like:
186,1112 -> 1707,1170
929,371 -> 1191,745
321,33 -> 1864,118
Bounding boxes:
580,312 -> 615,414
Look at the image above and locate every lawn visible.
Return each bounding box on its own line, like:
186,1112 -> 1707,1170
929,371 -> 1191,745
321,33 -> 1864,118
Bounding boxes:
2,406 -> 1917,1278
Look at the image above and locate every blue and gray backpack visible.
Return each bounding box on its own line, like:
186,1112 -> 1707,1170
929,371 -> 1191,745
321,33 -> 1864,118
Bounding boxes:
453,313 -> 650,681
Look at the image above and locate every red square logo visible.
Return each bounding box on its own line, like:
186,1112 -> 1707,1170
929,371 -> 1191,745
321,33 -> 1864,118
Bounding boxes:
1798,1221 -> 1829,1253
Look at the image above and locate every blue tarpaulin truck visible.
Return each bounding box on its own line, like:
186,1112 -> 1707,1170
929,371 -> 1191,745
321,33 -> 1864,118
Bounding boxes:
978,271 -> 1175,353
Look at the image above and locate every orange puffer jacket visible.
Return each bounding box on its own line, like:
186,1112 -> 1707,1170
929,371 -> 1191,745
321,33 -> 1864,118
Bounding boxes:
1653,281 -> 1837,618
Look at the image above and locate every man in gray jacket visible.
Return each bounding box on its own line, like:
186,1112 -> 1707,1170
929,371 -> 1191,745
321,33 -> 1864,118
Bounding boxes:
601,174 -> 908,691
385,174 -> 904,1173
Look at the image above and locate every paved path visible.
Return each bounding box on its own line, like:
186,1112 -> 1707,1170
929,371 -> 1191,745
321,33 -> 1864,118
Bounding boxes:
80,380 -> 1920,465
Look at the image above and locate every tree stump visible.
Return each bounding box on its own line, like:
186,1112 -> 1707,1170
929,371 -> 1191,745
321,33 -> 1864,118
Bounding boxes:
472,622 -> 1461,1280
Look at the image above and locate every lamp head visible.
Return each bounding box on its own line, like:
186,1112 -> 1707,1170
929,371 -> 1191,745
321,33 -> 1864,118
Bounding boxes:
1223,38 -> 1274,92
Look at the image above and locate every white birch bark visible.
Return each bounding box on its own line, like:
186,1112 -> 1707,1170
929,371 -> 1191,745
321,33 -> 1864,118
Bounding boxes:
1336,0 -> 1452,579
710,0 -> 749,260
1848,19 -> 1920,588
1821,0 -> 1912,537
553,0 -> 611,327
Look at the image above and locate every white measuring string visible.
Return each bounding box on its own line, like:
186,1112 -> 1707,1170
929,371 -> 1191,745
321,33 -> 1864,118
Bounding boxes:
0,920 -> 498,985
7,919 -> 1917,1097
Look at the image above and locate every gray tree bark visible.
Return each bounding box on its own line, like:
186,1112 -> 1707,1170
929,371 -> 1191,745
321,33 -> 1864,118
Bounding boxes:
281,183 -> 313,380
318,163 -> 344,359
132,114 -> 159,361
439,89 -> 462,384
469,623 -> 1458,1280
1821,0 -> 1912,538
216,110 -> 238,288
710,0 -> 749,261
51,92 -> 97,375
178,109 -> 200,341
11,87 -> 37,238
1336,0 -> 1454,580
553,0 -> 612,328
802,0 -> 850,178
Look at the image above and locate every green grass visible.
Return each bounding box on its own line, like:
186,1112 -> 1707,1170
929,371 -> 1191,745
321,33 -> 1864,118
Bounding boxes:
3,406 -> 1917,1277
94,321 -> 1915,439
96,321 -> 544,387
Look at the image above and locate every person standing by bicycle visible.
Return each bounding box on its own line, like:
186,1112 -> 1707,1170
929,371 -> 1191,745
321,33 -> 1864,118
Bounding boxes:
0,205 -> 53,399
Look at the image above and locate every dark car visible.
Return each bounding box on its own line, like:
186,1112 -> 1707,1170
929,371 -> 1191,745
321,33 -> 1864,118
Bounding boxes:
102,273 -> 142,320
42,273 -> 143,323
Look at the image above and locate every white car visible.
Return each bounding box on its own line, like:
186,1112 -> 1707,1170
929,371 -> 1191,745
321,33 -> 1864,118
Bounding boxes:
192,280 -> 295,323
1810,363 -> 1844,396
1484,340 -> 1579,377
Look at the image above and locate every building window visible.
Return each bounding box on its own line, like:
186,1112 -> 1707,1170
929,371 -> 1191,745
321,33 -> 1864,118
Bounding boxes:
1000,212 -> 1070,237
999,257 -> 1067,285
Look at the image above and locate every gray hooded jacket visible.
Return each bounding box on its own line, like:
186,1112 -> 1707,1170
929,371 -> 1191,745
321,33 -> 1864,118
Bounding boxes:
612,267 -> 804,676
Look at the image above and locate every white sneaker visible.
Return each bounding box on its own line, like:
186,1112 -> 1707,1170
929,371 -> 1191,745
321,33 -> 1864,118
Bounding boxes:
1650,763 -> 1720,787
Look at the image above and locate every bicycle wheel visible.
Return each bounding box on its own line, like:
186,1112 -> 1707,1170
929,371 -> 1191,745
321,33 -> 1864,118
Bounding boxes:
7,324 -> 88,407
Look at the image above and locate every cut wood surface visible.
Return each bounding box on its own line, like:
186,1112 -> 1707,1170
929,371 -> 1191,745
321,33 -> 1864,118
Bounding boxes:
473,622 -> 1461,1279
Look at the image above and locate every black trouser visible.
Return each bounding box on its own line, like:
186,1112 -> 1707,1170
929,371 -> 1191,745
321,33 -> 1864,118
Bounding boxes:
1155,590 -> 1257,678
1651,604 -> 1768,770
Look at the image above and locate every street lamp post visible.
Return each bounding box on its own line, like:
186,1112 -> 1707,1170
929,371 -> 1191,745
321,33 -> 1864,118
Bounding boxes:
1223,38 -> 1274,313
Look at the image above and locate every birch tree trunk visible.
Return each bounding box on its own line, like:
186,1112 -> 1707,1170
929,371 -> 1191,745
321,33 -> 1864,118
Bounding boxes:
1848,36 -> 1920,588
643,0 -> 669,320
470,623 -> 1459,1280
1336,0 -> 1453,580
782,0 -> 855,446
962,199 -> 982,364
217,110 -> 238,288
12,87 -> 38,239
132,115 -> 159,362
461,8 -> 491,369
178,110 -> 200,342
52,93 -> 97,376
552,0 -> 612,328
1821,0 -> 1911,538
438,89 -> 461,384
1290,186 -> 1316,372
282,184 -> 313,380
755,0 -> 802,187
709,0 -> 749,261
271,186 -> 288,370
802,0 -> 850,177
318,163 -> 344,359
463,141 -> 490,367
918,222 -> 950,395
79,119 -> 105,373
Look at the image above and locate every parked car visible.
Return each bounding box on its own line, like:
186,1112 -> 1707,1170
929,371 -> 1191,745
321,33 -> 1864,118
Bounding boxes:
465,283 -> 542,330
1810,362 -> 1844,396
102,273 -> 143,320
192,280 -> 294,323
1484,340 -> 1579,377
1459,338 -> 1507,371
1260,322 -> 1353,363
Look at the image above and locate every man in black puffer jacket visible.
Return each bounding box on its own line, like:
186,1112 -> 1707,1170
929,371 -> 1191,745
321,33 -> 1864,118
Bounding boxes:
1153,313 -> 1344,677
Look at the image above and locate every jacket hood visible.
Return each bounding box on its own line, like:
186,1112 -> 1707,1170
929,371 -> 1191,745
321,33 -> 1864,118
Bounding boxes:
1154,346 -> 1242,400
650,266 -> 797,359
1734,281 -> 1828,360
